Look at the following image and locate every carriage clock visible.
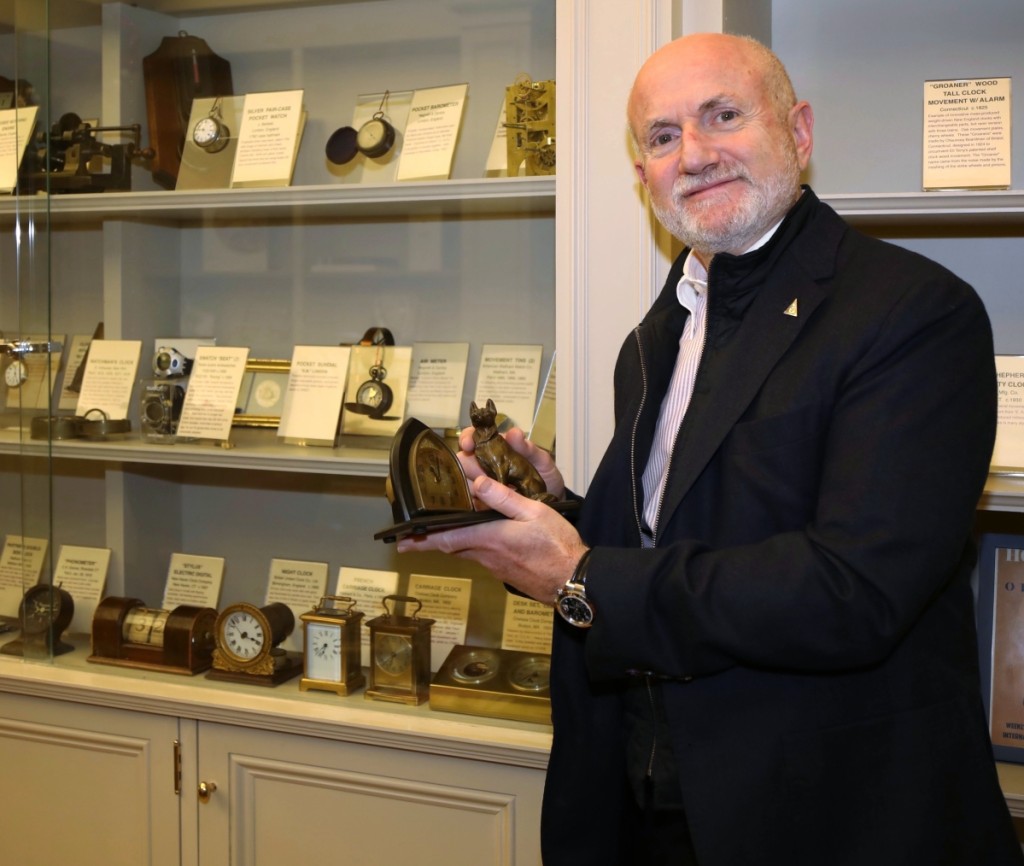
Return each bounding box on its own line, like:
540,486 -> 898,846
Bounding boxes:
299,595 -> 365,696
365,594 -> 434,705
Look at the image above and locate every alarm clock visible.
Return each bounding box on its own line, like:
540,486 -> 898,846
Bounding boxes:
365,594 -> 434,706
207,601 -> 303,686
299,595 -> 365,696
0,583 -> 75,658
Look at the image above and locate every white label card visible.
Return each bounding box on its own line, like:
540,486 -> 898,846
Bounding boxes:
0,106 -> 38,192
278,345 -> 351,444
176,346 -> 250,441
474,344 -> 544,432
75,339 -> 142,420
266,558 -> 329,653
407,573 -> 472,671
396,83 -> 468,181
162,553 -> 225,610
231,89 -> 306,187
406,342 -> 469,429
501,594 -> 554,654
923,77 -> 1011,190
0,535 -> 48,617
993,355 -> 1024,470
54,545 -> 111,635
335,566 -> 399,667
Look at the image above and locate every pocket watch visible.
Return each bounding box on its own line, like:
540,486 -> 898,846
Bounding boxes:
208,601 -> 303,685
365,594 -> 434,705
4,358 -> 27,388
346,340 -> 396,419
299,595 -> 365,696
355,111 -> 396,158
192,97 -> 230,153
0,583 -> 75,658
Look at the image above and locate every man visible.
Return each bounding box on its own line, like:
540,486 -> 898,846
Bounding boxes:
398,33 -> 1022,865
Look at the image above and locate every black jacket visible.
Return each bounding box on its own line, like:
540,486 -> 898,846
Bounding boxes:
541,189 -> 1021,865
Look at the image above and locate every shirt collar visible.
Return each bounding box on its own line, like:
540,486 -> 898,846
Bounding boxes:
675,216 -> 786,309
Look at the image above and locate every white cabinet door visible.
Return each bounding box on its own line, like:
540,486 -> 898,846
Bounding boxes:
0,691 -> 183,866
196,720 -> 544,866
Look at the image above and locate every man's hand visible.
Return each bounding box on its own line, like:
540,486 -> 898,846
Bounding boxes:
396,474 -> 586,603
456,425 -> 566,501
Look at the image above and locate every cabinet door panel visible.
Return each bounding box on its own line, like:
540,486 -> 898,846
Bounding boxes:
0,692 -> 182,866
197,721 -> 543,866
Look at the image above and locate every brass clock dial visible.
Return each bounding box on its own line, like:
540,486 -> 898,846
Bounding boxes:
374,632 -> 412,679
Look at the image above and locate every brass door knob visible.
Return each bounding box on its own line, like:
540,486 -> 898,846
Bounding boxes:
198,780 -> 217,803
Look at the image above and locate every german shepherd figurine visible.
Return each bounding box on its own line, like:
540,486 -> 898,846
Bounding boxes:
469,399 -> 557,503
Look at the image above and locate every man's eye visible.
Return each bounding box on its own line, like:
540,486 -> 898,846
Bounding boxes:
650,131 -> 674,148
716,110 -> 739,122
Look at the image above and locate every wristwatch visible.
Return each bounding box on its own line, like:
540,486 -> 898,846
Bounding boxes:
555,548 -> 595,628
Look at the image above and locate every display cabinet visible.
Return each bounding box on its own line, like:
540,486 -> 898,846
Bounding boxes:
3,0 -> 1024,861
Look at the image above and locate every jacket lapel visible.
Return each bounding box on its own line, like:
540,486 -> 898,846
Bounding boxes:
654,257 -> 830,534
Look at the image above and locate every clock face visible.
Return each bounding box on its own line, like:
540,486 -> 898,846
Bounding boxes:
374,632 -> 412,680
193,115 -> 229,152
356,379 -> 392,412
409,433 -> 473,512
5,359 -> 26,388
121,606 -> 168,647
219,607 -> 268,665
509,656 -> 551,692
20,585 -> 73,637
356,117 -> 395,157
305,622 -> 343,682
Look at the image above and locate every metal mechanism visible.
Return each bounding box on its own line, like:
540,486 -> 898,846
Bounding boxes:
20,112 -> 155,193
504,75 -> 556,176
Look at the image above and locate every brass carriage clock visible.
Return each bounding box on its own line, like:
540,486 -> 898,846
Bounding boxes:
299,595 -> 365,696
365,594 -> 434,705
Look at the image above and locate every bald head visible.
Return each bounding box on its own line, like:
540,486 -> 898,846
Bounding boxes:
628,34 -> 797,149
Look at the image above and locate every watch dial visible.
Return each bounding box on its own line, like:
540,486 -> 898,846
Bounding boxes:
557,593 -> 594,627
356,117 -> 395,157
306,622 -> 343,681
374,633 -> 412,678
222,610 -> 266,661
357,380 -> 383,408
121,607 -> 168,647
509,656 -> 551,692
193,116 -> 220,146
5,359 -> 26,388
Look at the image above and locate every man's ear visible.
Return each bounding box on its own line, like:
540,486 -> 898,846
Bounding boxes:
634,161 -> 648,186
789,100 -> 814,170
